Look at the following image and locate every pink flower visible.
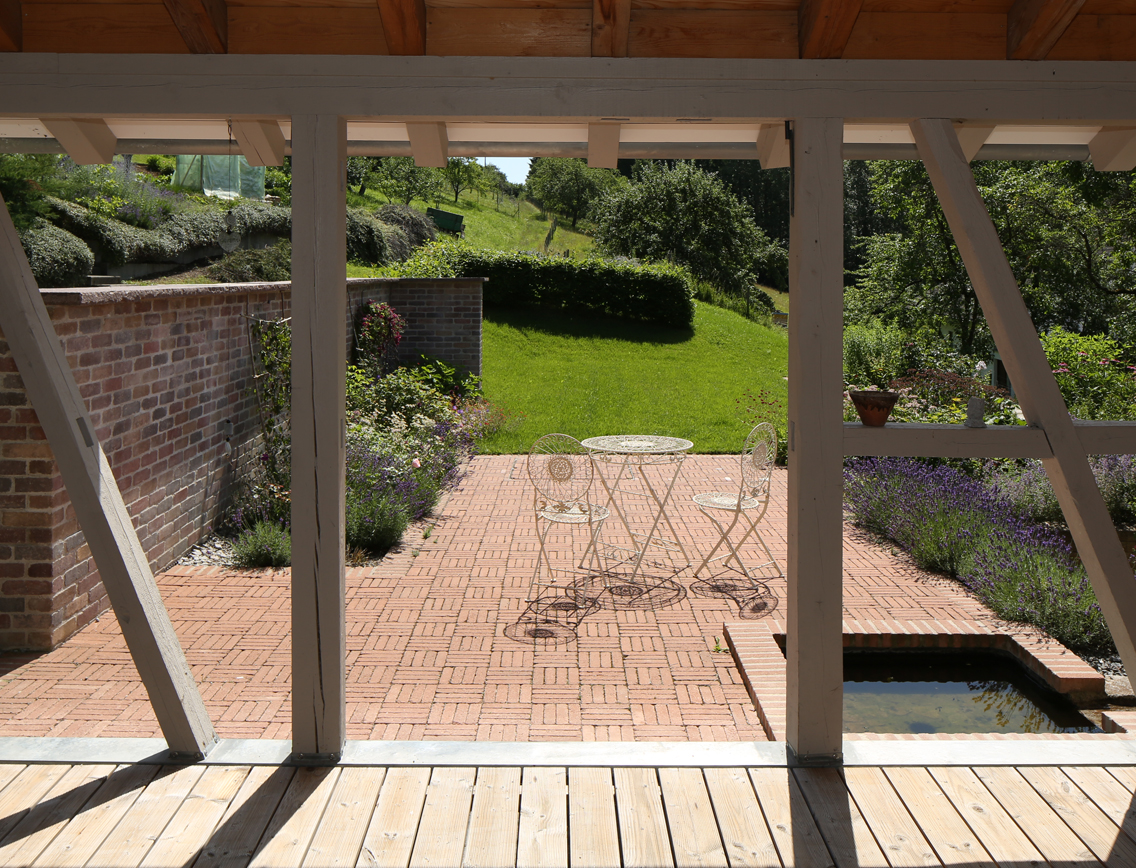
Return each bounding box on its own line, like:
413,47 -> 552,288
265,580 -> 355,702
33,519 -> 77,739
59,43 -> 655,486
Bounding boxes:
412,457 -> 421,469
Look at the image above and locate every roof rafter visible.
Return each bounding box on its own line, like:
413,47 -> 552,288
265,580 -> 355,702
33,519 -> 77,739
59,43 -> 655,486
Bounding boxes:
587,123 -> 620,168
798,0 -> 863,58
0,0 -> 20,52
232,119 -> 286,166
41,118 -> 117,164
1007,0 -> 1086,60
592,0 -> 630,58
162,0 -> 227,54
377,0 -> 426,55
1089,127 -> 1136,170
406,121 -> 448,167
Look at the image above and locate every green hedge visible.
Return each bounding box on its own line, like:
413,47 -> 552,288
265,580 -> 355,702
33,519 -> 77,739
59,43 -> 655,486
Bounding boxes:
20,219 -> 95,287
393,242 -> 695,328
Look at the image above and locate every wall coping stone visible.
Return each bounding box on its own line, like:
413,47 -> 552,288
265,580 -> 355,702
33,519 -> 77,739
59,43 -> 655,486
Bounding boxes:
39,277 -> 487,306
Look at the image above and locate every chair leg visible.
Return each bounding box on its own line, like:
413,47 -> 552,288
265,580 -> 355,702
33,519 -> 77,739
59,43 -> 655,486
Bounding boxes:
693,506 -> 745,577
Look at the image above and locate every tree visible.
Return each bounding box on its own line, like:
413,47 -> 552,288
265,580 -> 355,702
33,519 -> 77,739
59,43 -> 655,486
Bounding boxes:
591,160 -> 786,292
374,157 -> 442,205
346,156 -> 381,197
439,157 -> 482,204
525,158 -> 624,227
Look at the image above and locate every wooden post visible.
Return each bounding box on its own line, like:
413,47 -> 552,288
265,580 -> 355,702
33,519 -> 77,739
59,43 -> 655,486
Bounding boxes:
0,192 -> 216,758
913,117 -> 1136,684
290,114 -> 348,761
785,117 -> 845,764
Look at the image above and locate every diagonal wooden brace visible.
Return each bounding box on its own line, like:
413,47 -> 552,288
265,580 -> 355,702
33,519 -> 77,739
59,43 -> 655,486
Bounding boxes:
913,117 -> 1136,680
0,191 -> 217,758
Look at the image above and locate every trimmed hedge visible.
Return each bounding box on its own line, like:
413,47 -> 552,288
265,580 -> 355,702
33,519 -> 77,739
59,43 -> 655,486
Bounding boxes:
345,207 -> 388,265
207,240 -> 293,283
394,242 -> 696,328
20,218 -> 95,287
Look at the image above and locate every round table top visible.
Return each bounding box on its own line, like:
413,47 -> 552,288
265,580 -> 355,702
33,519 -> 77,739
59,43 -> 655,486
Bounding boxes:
581,434 -> 694,454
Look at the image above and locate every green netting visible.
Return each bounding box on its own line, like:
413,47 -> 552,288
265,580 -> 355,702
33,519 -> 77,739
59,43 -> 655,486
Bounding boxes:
174,155 -> 265,200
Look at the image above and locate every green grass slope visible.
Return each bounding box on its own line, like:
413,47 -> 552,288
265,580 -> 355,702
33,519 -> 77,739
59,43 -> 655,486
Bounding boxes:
479,302 -> 787,454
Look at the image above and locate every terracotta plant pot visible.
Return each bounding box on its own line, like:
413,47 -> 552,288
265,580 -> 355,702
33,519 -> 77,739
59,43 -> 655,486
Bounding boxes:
849,390 -> 899,427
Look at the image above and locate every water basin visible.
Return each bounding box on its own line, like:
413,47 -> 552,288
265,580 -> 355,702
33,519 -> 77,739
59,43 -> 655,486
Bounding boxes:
843,650 -> 1100,734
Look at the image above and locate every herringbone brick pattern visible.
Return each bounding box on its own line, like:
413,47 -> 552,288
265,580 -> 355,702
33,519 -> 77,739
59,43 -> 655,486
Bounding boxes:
0,454 -> 1015,741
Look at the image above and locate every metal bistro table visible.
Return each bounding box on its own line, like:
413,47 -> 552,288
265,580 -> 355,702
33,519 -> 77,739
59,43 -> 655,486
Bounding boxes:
580,435 -> 693,584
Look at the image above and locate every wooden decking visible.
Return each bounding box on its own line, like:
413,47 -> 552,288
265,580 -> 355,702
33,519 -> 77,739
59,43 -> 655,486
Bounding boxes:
1,757 -> 1134,867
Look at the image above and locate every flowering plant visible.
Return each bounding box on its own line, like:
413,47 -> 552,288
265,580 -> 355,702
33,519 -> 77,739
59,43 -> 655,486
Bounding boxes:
353,301 -> 405,375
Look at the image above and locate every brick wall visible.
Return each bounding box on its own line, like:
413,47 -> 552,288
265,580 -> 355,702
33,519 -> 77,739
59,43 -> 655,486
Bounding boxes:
0,277 -> 483,651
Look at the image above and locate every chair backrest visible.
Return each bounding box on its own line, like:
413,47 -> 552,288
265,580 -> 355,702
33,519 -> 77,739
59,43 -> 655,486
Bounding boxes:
741,423 -> 777,499
528,434 -> 593,503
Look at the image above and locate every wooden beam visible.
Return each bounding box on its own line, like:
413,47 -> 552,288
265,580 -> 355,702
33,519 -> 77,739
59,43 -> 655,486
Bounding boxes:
0,191 -> 216,759
592,0 -> 629,58
844,422 -> 1051,458
406,121 -> 448,167
290,114 -> 347,762
231,118 -> 285,166
1007,0 -> 1085,60
786,117 -> 845,765
376,0 -> 426,55
912,116 -> 1136,702
1089,127 -> 1136,171
1075,420 -> 1136,455
40,118 -> 116,165
162,0 -> 227,54
0,0 -> 21,52
953,123 -> 995,161
756,123 -> 790,169
587,122 -> 620,168
798,0 -> 862,58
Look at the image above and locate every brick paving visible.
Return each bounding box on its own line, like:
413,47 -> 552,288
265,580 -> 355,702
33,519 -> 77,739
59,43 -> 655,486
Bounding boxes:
0,455 -> 1058,741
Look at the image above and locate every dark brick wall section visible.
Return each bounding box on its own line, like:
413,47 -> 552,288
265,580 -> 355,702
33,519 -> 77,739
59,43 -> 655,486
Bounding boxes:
0,277 -> 482,650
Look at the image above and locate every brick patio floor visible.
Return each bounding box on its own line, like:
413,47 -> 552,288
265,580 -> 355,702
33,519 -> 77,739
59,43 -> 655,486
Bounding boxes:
0,455 -> 1009,742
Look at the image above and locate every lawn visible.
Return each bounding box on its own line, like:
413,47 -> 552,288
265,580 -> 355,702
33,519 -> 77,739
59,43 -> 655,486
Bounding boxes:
478,302 -> 788,454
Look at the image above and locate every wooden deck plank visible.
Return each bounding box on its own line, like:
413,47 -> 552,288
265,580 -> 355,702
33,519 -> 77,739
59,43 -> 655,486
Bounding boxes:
568,767 -> 619,868
614,767 -> 674,868
928,767 -> 1047,868
972,766 -> 1098,864
358,766 -> 431,868
702,767 -> 780,868
32,764 -> 160,868
657,767 -> 727,868
0,765 -> 70,842
248,767 -> 341,868
191,765 -> 296,868
141,766 -> 251,868
0,763 -> 27,798
842,767 -> 939,867
464,766 -> 521,868
303,767 -> 386,868
747,767 -> 832,868
87,765 -> 207,868
517,767 -> 567,868
882,767 -> 991,866
0,763 -> 115,867
1019,766 -> 1136,867
408,767 -> 475,868
792,768 -> 889,868
1064,766 -> 1136,838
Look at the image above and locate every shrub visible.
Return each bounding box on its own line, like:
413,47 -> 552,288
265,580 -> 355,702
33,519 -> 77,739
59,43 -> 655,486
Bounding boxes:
352,301 -> 404,375
843,320 -> 914,388
405,355 -> 481,401
376,203 -> 437,248
393,242 -> 695,329
207,240 -> 292,283
693,279 -> 775,322
887,369 -> 1021,426
1041,326 -> 1136,420
20,219 -> 94,287
346,207 -> 388,265
992,455 -> 1136,528
379,222 -> 412,263
232,521 -> 291,568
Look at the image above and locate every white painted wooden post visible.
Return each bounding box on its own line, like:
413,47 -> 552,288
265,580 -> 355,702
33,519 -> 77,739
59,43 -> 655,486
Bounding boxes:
913,117 -> 1136,683
0,192 -> 216,758
785,117 -> 845,764
290,114 -> 348,761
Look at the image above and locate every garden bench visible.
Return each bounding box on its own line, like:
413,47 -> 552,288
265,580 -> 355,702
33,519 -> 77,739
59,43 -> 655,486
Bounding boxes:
426,207 -> 465,235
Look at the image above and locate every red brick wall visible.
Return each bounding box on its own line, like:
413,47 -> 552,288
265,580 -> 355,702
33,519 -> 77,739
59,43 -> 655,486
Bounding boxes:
0,277 -> 482,651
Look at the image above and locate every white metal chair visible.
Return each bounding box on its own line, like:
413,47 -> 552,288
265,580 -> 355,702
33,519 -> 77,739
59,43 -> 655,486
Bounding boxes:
506,434 -> 610,644
691,422 -> 783,583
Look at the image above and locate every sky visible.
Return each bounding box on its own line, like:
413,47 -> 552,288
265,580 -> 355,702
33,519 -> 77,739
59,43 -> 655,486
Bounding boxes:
483,157 -> 530,184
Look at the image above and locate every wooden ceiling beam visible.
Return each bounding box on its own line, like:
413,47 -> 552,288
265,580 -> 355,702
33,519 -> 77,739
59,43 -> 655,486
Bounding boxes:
406,121 -> 448,167
1089,127 -> 1136,170
162,0 -> 227,54
757,123 -> 790,168
953,123 -> 995,160
377,0 -> 426,55
232,119 -> 286,166
587,122 -> 620,168
592,0 -> 629,58
0,0 -> 20,52
41,118 -> 117,165
1007,0 -> 1086,60
798,0 -> 863,58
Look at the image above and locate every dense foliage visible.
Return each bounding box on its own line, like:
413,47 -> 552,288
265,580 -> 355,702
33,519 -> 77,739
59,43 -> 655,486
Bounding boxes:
393,241 -> 696,328
19,218 -> 94,287
526,158 -> 625,228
